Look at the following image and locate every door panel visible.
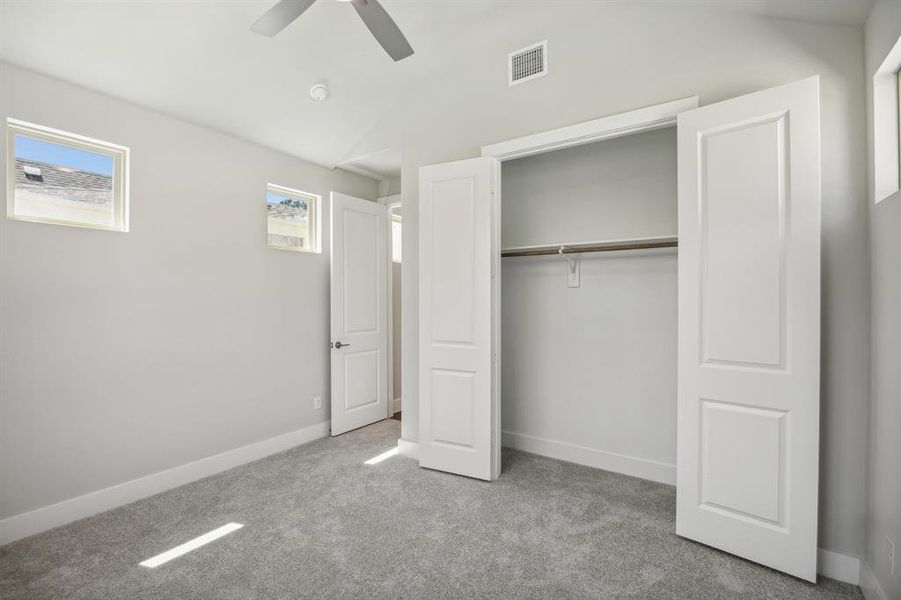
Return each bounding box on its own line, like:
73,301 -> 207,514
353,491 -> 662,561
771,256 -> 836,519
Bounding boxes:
676,76 -> 821,581
330,192 -> 389,436
343,210 -> 380,334
701,113 -> 786,367
419,157 -> 500,481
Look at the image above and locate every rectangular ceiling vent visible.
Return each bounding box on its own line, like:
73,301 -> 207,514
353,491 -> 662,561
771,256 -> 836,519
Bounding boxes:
508,40 -> 547,87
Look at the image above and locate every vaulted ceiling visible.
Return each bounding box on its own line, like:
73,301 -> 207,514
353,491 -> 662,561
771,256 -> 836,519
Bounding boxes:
0,0 -> 874,178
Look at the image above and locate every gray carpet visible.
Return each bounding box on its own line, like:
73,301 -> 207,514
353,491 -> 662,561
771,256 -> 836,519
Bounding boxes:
0,419 -> 862,600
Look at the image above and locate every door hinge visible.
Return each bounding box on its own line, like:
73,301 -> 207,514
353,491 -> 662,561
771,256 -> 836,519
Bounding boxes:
491,430 -> 496,447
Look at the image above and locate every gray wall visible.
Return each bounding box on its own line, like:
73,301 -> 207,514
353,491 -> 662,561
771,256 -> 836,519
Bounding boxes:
864,3 -> 901,598
0,64 -> 378,519
501,130 -> 677,470
370,4 -> 868,558
379,178 -> 402,197
502,128 -> 677,248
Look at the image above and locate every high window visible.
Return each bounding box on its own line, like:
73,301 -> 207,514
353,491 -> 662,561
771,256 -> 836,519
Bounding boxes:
266,183 -> 319,252
6,119 -> 129,231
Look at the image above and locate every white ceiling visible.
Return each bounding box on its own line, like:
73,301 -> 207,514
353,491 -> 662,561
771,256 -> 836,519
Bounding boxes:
339,148 -> 403,180
0,0 -> 501,172
0,0 -> 874,178
672,0 -> 874,26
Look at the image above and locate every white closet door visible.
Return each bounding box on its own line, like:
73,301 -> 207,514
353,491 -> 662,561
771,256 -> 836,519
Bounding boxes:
330,192 -> 389,436
419,157 -> 501,481
676,77 -> 821,581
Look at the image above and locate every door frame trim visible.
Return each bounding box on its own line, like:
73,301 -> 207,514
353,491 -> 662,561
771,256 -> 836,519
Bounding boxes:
477,96 -> 699,474
480,96 -> 698,162
379,194 -> 402,419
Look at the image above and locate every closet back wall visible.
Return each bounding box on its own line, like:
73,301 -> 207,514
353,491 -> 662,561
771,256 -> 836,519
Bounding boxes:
502,129 -> 677,247
501,129 -> 678,481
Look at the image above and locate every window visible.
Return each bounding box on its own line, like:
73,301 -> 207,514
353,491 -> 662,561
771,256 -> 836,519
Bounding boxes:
6,119 -> 129,231
873,34 -> 901,203
267,183 -> 319,252
390,207 -> 402,263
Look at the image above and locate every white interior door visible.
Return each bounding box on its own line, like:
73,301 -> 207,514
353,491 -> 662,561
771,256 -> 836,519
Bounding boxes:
676,77 -> 821,581
330,192 -> 389,436
419,157 -> 501,481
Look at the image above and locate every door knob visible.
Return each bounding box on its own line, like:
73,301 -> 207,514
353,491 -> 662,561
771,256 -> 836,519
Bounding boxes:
334,341 -> 350,349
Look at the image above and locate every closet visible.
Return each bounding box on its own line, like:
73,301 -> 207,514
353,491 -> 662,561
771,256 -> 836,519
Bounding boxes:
499,127 -> 679,485
417,77 -> 821,581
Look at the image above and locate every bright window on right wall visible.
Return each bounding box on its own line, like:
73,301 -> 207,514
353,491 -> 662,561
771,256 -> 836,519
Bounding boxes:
873,34 -> 901,203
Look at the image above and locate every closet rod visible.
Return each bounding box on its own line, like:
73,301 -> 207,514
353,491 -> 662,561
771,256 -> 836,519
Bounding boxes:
501,239 -> 678,258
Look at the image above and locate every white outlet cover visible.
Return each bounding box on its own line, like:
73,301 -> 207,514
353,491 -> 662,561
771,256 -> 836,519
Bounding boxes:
313,396 -> 322,410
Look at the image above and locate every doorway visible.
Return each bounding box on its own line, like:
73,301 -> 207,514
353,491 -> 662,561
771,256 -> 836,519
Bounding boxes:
386,199 -> 403,422
329,191 -> 390,436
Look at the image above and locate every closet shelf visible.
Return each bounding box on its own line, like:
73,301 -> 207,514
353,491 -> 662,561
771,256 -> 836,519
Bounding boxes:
501,236 -> 678,258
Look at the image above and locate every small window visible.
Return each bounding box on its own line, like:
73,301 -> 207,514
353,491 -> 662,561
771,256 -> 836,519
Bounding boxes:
390,208 -> 402,263
267,183 -> 319,253
874,34 -> 901,203
6,119 -> 129,231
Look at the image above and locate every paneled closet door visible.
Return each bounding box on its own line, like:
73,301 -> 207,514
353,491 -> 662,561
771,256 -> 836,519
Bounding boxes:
676,77 -> 821,581
418,157 -> 501,481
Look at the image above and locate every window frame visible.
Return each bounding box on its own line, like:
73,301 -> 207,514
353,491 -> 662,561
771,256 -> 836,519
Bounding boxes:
6,118 -> 130,231
873,34 -> 901,203
266,182 -> 321,253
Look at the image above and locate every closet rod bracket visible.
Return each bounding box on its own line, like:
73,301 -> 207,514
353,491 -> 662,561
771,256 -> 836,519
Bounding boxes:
559,246 -> 580,288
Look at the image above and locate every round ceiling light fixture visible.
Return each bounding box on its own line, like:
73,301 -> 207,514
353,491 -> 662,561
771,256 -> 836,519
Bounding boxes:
310,83 -> 330,102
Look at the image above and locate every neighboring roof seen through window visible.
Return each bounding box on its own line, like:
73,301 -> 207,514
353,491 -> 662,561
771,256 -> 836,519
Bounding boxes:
15,135 -> 113,176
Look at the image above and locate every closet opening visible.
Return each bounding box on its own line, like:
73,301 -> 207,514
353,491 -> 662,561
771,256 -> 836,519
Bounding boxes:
499,125 -> 679,485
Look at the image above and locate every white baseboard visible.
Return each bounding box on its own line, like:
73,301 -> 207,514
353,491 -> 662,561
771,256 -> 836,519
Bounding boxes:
502,430 -> 676,485
817,548 -> 860,585
0,420 -> 873,591
393,397 -> 402,414
397,438 -> 420,459
0,421 -> 331,546
859,559 -> 889,600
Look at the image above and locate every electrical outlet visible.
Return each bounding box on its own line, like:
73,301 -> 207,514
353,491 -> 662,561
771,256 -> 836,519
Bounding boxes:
887,536 -> 895,575
313,396 -> 322,410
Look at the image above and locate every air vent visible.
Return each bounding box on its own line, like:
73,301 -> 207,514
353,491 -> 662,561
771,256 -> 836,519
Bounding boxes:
508,40 -> 547,87
23,165 -> 43,182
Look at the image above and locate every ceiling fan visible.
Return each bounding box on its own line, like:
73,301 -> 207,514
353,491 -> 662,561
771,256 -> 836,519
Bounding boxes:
251,0 -> 414,62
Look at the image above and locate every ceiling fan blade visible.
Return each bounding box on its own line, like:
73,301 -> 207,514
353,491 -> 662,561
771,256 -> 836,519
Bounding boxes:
250,0 -> 317,37
351,0 -> 414,62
